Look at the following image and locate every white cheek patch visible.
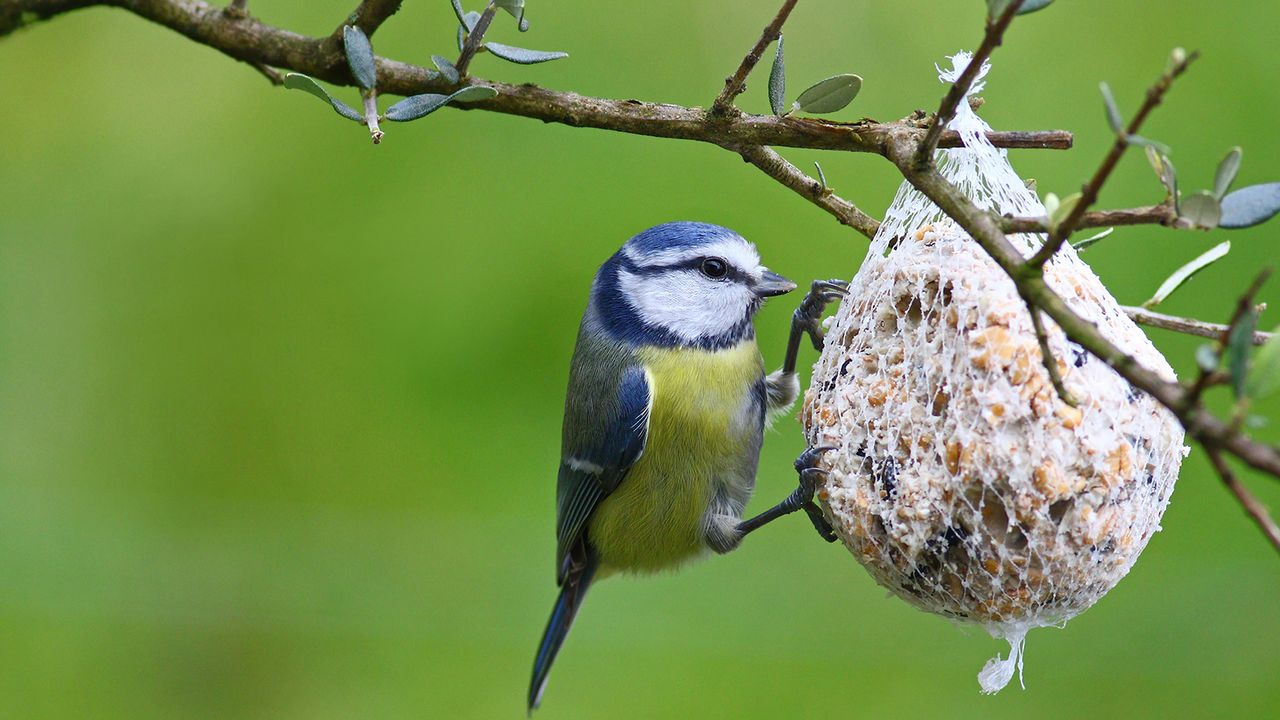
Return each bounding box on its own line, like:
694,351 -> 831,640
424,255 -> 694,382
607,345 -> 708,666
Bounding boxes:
619,268 -> 754,342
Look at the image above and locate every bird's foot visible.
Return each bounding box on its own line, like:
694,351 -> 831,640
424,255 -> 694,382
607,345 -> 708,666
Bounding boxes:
794,445 -> 839,543
792,279 -> 849,351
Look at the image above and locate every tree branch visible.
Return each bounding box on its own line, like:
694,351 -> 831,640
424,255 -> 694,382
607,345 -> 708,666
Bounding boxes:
0,0 -> 1071,155
914,0 -> 1025,167
1003,204 -> 1178,234
336,0 -> 403,40
1124,306 -> 1275,346
1028,51 -> 1198,267
735,145 -> 880,238
711,0 -> 798,115
1206,446 -> 1280,555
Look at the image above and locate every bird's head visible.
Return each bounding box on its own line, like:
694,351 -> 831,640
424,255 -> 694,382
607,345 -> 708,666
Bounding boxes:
590,222 -> 796,349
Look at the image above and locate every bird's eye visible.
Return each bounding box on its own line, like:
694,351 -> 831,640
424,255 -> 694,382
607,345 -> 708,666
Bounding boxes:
700,257 -> 729,279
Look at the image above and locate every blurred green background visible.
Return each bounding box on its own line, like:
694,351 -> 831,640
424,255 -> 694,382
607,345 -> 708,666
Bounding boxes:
2,1 -> 1279,718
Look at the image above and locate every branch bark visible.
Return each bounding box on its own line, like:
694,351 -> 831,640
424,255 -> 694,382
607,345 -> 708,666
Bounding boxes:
1003,204 -> 1178,234
1124,306 -> 1275,346
1206,446 -> 1280,554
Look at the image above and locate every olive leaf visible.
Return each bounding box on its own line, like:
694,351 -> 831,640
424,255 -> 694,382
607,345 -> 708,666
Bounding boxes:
451,0 -> 466,24
433,55 -> 460,84
813,161 -> 828,191
495,0 -> 528,29
1180,191 -> 1222,230
457,11 -> 481,51
1195,344 -> 1220,373
282,73 -> 363,122
987,0 -> 1053,16
1227,310 -> 1259,399
1048,191 -> 1082,232
1245,327 -> 1280,398
343,25 -> 377,91
1220,182 -> 1280,229
1214,147 -> 1243,199
1145,146 -> 1178,204
768,35 -> 786,116
794,74 -> 862,114
1071,227 -> 1114,251
383,85 -> 497,122
1126,135 -> 1169,155
1142,240 -> 1231,308
484,42 -> 568,64
1100,82 -> 1123,133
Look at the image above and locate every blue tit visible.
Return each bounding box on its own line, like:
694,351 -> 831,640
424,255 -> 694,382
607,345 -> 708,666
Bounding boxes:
528,222 -> 846,712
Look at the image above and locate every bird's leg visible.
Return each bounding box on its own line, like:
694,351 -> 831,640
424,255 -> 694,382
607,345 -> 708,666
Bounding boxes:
736,446 -> 838,542
782,279 -> 848,375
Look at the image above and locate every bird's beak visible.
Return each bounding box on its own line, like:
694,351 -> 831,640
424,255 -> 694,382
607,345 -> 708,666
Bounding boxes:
754,270 -> 797,298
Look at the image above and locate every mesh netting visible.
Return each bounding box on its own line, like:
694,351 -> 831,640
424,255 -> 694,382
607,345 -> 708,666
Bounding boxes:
800,53 -> 1188,693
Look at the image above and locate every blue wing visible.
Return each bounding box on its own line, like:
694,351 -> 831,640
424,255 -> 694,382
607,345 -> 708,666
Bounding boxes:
555,361 -> 650,584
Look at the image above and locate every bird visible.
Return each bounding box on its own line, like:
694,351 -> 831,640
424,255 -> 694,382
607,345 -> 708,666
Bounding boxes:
528,221 -> 846,712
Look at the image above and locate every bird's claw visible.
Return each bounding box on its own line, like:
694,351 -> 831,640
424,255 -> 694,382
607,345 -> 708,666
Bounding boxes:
793,446 -> 839,543
792,279 -> 848,351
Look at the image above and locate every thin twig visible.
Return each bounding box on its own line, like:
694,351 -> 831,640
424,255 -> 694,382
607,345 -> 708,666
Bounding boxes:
248,61 -> 283,85
711,0 -> 799,115
1028,51 -> 1198,267
455,1 -> 496,77
1027,302 -> 1077,406
1206,446 -> 1280,555
735,145 -> 880,238
1003,204 -> 1178,233
1124,306 -> 1274,346
914,0 -> 1025,168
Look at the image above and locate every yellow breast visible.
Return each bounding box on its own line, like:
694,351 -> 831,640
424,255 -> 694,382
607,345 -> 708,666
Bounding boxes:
589,340 -> 764,573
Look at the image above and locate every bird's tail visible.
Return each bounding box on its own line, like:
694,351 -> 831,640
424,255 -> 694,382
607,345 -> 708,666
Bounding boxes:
528,546 -> 599,714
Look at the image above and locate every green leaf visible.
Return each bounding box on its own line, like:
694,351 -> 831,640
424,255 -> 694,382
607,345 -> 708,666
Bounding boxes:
1195,344 -> 1219,373
768,35 -> 786,116
495,0 -> 524,20
1048,191 -> 1082,232
433,55 -> 460,84
1145,146 -> 1178,201
448,85 -> 498,103
1180,191 -> 1222,230
813,161 -> 827,191
1042,192 -> 1060,218
484,42 -> 568,64
1017,0 -> 1054,13
282,73 -> 363,122
1071,227 -> 1114,251
343,25 -> 377,91
458,11 -> 481,52
1166,156 -> 1181,213
451,0 -> 466,25
1220,182 -> 1280,229
1228,310 -> 1259,398
383,86 -> 497,122
1142,240 -> 1231,308
1126,134 -> 1170,155
794,74 -> 862,114
1100,82 -> 1123,133
1214,147 -> 1243,199
1246,326 -> 1280,398
987,0 -> 1049,16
